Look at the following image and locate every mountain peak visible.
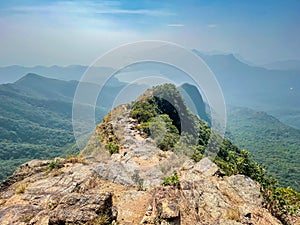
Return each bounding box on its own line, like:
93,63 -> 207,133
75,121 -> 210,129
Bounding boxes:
14,73 -> 58,87
17,72 -> 43,80
16,73 -> 54,83
13,73 -> 77,101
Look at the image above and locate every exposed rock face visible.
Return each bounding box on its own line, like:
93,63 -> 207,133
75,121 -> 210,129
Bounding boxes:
0,156 -> 284,225
141,159 -> 282,225
0,103 -> 297,225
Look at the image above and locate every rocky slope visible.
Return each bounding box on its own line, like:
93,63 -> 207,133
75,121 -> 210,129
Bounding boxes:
0,156 -> 283,224
0,85 -> 299,225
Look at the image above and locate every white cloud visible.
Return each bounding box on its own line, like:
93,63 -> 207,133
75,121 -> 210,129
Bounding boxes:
0,1 -> 174,30
0,1 -> 156,66
7,1 -> 173,17
167,24 -> 185,27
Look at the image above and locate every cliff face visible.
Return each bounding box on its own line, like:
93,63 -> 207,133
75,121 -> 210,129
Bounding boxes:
0,85 -> 298,225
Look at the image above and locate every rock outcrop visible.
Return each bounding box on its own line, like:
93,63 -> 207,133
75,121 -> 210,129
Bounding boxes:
0,154 -> 285,225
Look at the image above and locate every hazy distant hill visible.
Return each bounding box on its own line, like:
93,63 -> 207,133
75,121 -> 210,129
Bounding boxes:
0,75 -> 76,180
1,55 -> 300,130
194,51 -> 300,109
178,83 -> 211,125
194,51 -> 300,130
227,106 -> 300,191
262,59 -> 300,71
0,65 -> 84,83
0,65 -> 114,84
0,73 -> 128,180
14,73 -> 77,101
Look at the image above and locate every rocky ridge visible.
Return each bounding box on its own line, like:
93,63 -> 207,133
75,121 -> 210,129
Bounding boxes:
0,85 -> 299,225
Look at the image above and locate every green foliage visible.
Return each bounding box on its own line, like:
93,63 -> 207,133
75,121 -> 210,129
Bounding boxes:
227,107 -> 300,191
0,158 -> 29,180
131,98 -> 158,123
162,170 -> 180,188
105,141 -> 120,155
197,121 -> 211,146
153,84 -> 197,135
150,115 -> 179,151
157,132 -> 179,151
137,122 -> 151,136
0,81 -> 78,180
273,187 -> 300,215
48,159 -> 63,171
137,115 -> 180,151
191,145 -> 205,162
131,84 -> 197,151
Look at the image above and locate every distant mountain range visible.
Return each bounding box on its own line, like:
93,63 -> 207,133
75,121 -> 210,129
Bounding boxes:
1,53 -> 300,131
0,65 -> 114,84
193,51 -> 300,130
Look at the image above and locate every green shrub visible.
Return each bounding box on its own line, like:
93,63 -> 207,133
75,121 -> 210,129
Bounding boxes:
105,141 -> 119,155
190,144 -> 205,162
131,99 -> 158,123
274,187 -> 300,215
162,170 -> 180,188
48,159 -> 63,171
137,122 -> 151,136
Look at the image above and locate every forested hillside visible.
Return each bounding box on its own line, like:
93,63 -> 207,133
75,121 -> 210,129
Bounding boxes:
0,73 -> 134,180
0,74 -> 78,180
227,107 -> 300,191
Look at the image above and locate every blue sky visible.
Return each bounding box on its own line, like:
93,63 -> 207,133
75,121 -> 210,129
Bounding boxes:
0,0 -> 299,66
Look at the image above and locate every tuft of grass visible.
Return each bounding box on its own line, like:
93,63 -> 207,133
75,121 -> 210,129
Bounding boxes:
64,154 -> 85,164
162,170 -> 180,188
226,207 -> 240,221
52,170 -> 64,177
48,159 -> 63,171
15,183 -> 28,194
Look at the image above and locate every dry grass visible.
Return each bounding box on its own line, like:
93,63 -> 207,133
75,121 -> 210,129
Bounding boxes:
15,183 -> 28,194
51,170 -> 64,177
226,207 -> 240,221
64,154 -> 86,164
158,152 -> 167,158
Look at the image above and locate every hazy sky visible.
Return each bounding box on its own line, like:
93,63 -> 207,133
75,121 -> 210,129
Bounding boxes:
0,0 -> 299,66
